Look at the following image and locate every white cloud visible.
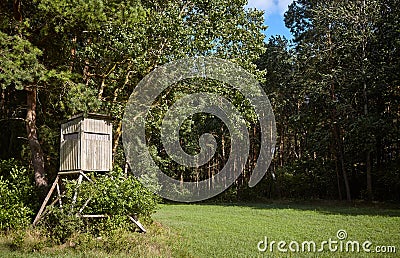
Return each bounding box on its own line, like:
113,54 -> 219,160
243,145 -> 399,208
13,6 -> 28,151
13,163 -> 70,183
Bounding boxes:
246,0 -> 277,14
277,0 -> 293,15
246,0 -> 293,16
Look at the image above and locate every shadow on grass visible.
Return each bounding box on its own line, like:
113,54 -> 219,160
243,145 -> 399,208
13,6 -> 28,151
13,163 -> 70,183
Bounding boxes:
165,199 -> 400,217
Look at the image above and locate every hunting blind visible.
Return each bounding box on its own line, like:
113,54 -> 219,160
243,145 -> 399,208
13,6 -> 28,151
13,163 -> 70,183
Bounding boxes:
60,113 -> 112,172
33,113 -> 146,232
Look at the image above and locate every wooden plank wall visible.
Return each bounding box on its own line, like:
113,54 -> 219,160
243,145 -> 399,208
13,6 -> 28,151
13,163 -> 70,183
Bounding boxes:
81,118 -> 112,171
59,117 -> 82,171
59,116 -> 112,172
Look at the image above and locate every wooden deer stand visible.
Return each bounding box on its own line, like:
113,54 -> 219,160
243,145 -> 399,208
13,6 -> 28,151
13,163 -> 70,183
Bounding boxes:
33,113 -> 146,232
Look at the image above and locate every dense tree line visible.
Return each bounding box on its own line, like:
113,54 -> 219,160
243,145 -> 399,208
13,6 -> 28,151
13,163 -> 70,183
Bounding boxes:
0,0 -> 264,194
258,0 -> 400,201
0,0 -> 399,202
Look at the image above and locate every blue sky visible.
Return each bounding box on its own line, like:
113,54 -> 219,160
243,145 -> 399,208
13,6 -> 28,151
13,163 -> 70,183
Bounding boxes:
246,0 -> 294,40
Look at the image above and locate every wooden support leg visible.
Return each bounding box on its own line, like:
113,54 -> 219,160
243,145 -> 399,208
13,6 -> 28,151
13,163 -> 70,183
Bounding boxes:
71,174 -> 83,211
56,180 -> 62,210
127,215 -> 147,233
33,175 -> 59,226
80,171 -> 93,183
78,198 -> 91,214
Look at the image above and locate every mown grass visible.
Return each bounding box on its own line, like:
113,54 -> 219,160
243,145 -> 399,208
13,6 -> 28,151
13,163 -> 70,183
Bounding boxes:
1,201 -> 399,257
153,201 -> 400,257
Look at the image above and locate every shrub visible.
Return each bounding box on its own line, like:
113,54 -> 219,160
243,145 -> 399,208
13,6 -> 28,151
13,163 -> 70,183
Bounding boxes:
75,167 -> 160,221
0,159 -> 36,230
40,166 -> 160,242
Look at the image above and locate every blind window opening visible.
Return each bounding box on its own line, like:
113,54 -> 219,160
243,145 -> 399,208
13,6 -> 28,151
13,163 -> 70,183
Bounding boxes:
64,132 -> 79,141
84,132 -> 110,141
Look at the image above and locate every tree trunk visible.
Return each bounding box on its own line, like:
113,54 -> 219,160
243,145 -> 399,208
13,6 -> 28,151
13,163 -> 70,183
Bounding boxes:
26,87 -> 47,187
327,27 -> 351,201
361,0 -> 373,201
69,36 -> 77,72
0,88 -> 5,117
333,124 -> 351,201
366,150 -> 373,200
335,158 -> 342,200
13,0 -> 22,22
363,58 -> 372,201
339,139 -> 351,202
14,0 -> 47,187
112,119 -> 123,161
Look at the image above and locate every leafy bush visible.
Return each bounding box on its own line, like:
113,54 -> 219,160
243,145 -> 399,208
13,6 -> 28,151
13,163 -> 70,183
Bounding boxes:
274,158 -> 337,199
0,159 -> 36,230
40,206 -> 85,244
40,167 -> 160,242
74,167 -> 160,221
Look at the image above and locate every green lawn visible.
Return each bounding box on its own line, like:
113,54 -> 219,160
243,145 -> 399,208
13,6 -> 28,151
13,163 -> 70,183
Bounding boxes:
1,202 -> 399,257
153,202 -> 400,257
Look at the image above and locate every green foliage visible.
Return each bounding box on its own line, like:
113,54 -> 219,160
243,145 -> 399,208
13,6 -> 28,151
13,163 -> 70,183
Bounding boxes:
73,168 -> 160,220
40,207 -> 85,244
1,0 -> 399,203
1,0 -> 268,192
0,31 -> 46,90
64,82 -> 102,114
39,167 -> 159,242
0,159 -> 36,230
255,0 -> 400,201
274,159 -> 337,199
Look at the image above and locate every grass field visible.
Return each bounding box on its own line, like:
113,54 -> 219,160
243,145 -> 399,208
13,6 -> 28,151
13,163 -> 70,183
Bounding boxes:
1,201 -> 399,257
153,202 -> 400,257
